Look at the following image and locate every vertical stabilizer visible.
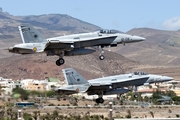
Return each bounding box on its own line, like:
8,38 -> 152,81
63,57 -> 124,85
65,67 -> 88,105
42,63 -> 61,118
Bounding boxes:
62,68 -> 88,85
19,24 -> 47,43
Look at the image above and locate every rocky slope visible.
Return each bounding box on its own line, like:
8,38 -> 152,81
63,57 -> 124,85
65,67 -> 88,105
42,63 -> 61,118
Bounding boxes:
113,28 -> 180,66
0,50 -> 138,80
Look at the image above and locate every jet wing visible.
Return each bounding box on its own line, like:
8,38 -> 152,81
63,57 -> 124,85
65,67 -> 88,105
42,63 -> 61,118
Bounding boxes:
48,36 -> 117,43
54,88 -> 79,95
111,76 -> 150,88
46,35 -> 117,50
75,36 -> 117,42
44,39 -> 74,51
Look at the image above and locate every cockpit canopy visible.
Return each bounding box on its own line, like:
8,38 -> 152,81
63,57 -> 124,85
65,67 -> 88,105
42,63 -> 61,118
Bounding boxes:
133,71 -> 148,75
99,29 -> 120,34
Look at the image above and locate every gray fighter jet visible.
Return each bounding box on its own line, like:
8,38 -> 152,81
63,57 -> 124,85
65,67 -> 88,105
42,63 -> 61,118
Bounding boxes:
54,68 -> 173,103
8,24 -> 145,66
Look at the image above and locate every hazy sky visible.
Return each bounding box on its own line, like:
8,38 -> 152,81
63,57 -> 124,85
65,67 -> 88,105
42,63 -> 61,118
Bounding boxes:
1,0 -> 180,32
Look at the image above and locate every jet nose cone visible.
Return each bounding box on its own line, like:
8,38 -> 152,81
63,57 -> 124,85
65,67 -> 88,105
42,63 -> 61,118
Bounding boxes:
54,87 -> 59,91
131,36 -> 146,42
140,37 -> 146,41
161,76 -> 174,82
8,47 -> 14,52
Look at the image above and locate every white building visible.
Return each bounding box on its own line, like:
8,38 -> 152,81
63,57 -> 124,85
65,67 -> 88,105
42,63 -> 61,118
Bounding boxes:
20,78 -> 61,91
0,77 -> 15,95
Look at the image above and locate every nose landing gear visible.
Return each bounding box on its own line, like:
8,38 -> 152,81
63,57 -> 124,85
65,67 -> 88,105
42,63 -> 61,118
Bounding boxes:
99,47 -> 105,60
99,55 -> 105,60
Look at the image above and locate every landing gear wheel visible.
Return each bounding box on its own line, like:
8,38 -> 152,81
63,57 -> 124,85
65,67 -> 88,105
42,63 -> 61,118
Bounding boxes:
56,58 -> 65,66
56,60 -> 61,66
99,98 -> 104,103
99,55 -> 105,60
96,97 -> 104,104
134,93 -> 138,98
96,98 -> 100,104
59,58 -> 65,64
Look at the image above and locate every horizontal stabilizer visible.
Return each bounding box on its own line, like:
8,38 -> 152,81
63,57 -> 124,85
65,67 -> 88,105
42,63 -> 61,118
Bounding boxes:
54,84 -> 90,95
54,88 -> 79,95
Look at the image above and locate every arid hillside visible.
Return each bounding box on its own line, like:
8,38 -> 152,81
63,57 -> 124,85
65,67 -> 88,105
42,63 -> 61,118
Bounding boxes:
114,28 -> 180,66
0,51 -> 138,80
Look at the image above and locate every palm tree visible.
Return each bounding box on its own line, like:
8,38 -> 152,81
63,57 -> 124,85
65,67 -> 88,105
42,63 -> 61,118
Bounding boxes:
40,115 -> 47,120
0,85 -> 5,97
37,111 -> 40,120
149,111 -> 154,118
126,109 -> 131,118
11,111 -> 18,120
7,108 -> 12,119
0,106 -> 5,119
23,113 -> 32,120
52,110 -> 59,120
33,111 -> 38,120
41,112 -> 51,120
0,85 -> 3,94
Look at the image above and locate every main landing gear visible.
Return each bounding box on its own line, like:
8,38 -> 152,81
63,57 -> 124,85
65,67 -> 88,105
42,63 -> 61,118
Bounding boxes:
56,58 -> 65,66
95,92 -> 104,104
95,97 -> 104,104
133,93 -> 139,98
55,52 -> 65,66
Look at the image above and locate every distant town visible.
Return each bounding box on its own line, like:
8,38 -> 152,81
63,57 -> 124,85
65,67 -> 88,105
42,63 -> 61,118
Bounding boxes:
1,76 -> 180,104
1,76 -> 180,119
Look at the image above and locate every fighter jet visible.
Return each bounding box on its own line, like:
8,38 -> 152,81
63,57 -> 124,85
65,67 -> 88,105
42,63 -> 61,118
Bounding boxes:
8,24 -> 145,66
54,68 -> 173,104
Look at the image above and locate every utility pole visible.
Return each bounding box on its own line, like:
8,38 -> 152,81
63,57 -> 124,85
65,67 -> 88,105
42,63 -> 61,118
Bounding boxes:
18,109 -> 23,120
109,102 -> 113,120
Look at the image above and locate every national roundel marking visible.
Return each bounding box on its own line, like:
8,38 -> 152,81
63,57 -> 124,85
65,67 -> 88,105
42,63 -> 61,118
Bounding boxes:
33,47 -> 37,51
76,88 -> 79,93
